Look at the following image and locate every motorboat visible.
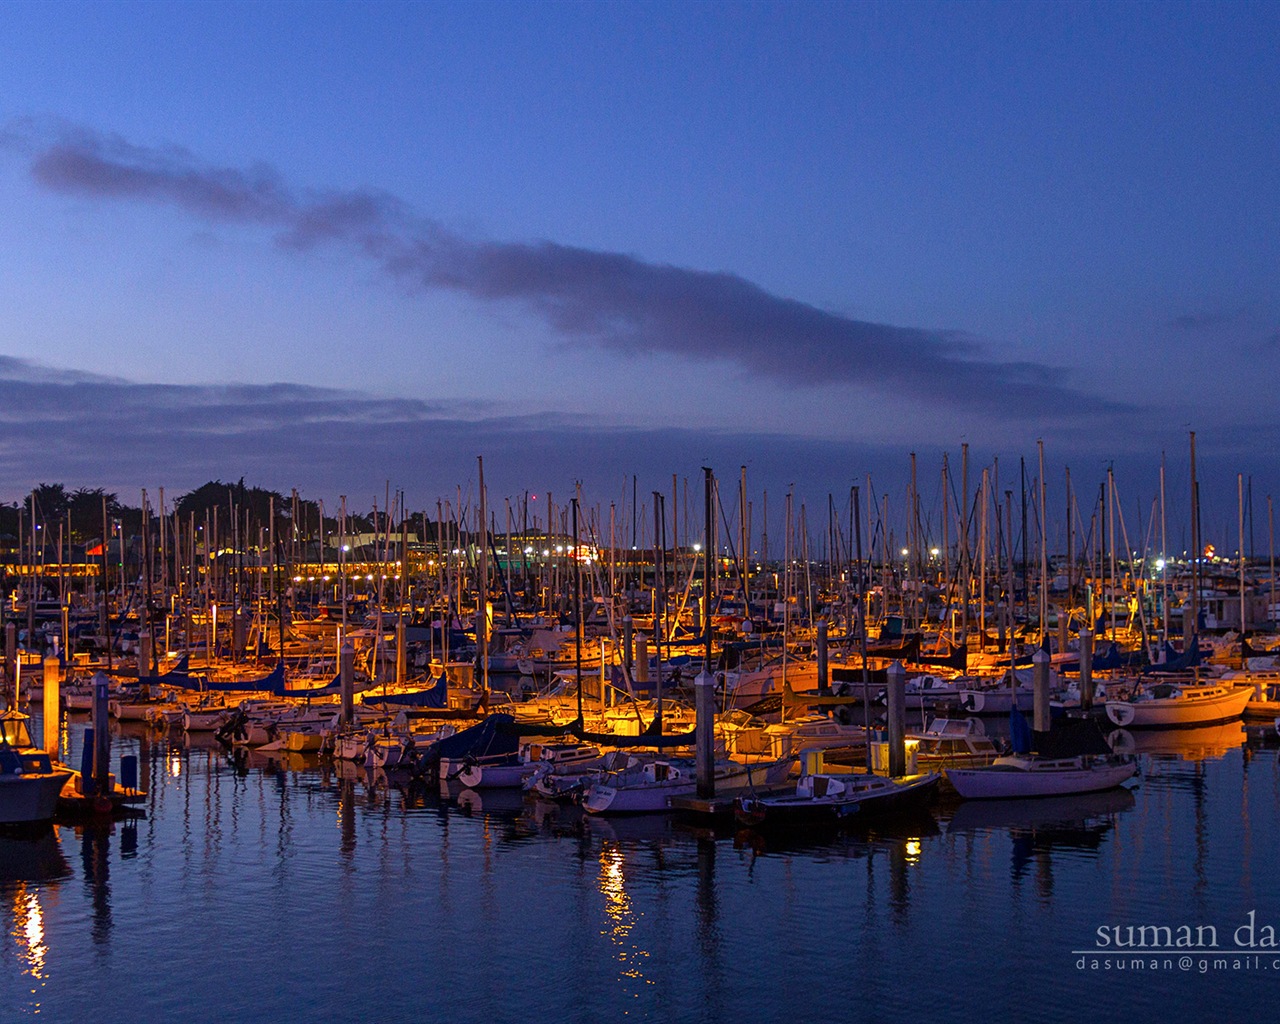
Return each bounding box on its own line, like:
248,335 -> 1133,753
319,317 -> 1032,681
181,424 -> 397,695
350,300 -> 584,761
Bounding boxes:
582,756 -> 793,815
454,740 -> 607,790
733,770 -> 941,827
1104,681 -> 1253,728
0,711 -> 72,825
909,717 -> 999,769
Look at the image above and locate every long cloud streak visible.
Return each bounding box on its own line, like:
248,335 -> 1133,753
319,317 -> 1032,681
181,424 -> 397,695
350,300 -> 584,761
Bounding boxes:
19,124 -> 1126,418
0,358 -> 1266,547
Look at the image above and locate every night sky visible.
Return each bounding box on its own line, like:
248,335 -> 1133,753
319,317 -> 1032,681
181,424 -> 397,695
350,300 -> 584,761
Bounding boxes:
1,1 -> 1276,547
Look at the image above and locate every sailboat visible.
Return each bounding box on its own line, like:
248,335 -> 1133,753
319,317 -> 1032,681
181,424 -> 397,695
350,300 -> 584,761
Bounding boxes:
945,708 -> 1137,799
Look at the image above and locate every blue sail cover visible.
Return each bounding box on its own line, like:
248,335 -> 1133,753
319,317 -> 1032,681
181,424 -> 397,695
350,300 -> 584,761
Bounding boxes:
136,655 -> 190,686
1009,705 -> 1033,755
163,661 -> 288,693
431,714 -> 522,760
1145,637 -> 1202,674
363,673 -> 448,708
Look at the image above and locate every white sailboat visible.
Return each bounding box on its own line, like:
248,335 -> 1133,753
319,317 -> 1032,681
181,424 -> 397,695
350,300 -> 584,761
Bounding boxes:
946,753 -> 1137,799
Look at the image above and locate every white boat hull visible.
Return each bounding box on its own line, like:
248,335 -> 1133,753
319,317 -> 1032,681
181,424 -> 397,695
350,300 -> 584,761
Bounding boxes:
583,759 -> 789,815
946,757 -> 1137,799
1105,684 -> 1252,728
958,689 -> 1033,714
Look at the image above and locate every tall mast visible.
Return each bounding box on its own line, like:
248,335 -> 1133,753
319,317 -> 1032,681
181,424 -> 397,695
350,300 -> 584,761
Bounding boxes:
1189,431 -> 1199,652
478,456 -> 489,701
1038,440 -> 1048,649
1160,453 -> 1169,657
1239,472 -> 1246,666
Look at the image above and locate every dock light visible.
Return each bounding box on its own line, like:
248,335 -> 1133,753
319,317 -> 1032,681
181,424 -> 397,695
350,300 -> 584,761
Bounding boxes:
1156,559 -> 1165,571
901,547 -> 909,557
523,546 -> 533,554
930,548 -> 940,558
365,575 -> 373,581
543,549 -> 550,556
693,543 -> 702,552
342,545 -> 350,552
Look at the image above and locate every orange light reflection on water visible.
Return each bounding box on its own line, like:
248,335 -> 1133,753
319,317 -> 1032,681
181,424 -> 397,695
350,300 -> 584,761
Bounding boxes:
598,844 -> 652,997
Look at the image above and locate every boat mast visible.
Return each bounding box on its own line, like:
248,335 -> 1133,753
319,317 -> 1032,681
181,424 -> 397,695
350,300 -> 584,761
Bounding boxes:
941,456 -> 950,644
960,444 -> 970,654
652,492 -> 665,728
1160,453 -> 1169,659
1270,496 -> 1276,637
1239,472 -> 1246,667
478,456 -> 489,702
978,467 -> 989,650
573,496 -> 583,728
1038,440 -> 1048,650
782,489 -> 792,713
740,467 -> 750,629
1107,467 -> 1117,642
1189,431 -> 1199,662
853,486 -> 872,776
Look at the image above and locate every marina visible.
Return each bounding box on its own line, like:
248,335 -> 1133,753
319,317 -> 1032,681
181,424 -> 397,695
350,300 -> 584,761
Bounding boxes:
2,712 -> 1279,1021
3,3 -> 1280,1020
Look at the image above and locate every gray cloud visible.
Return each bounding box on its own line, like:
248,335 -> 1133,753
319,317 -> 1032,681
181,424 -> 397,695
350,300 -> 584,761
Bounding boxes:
0,362 -> 1263,550
0,364 -> 880,512
14,122 -> 1128,419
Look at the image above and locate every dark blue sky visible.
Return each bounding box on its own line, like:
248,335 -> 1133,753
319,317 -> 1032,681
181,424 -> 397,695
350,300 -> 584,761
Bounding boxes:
0,1 -> 1276,547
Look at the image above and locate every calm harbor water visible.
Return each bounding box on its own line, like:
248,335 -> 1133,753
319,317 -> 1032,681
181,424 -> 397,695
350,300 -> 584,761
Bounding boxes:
3,714 -> 1279,1023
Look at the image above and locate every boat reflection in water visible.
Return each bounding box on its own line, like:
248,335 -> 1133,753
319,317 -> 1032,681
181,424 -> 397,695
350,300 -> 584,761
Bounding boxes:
1107,721 -> 1246,760
736,804 -> 941,855
946,786 -> 1137,884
